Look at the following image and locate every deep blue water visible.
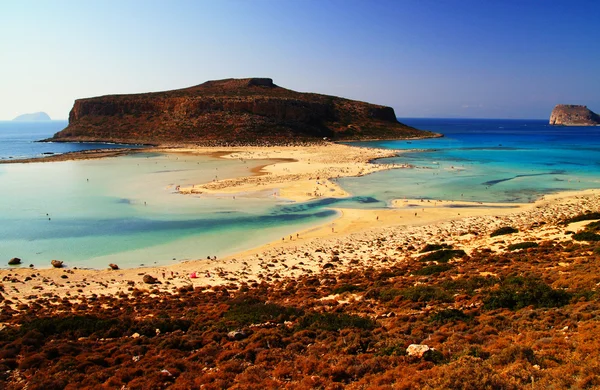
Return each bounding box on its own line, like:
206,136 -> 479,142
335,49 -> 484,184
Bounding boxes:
0,121 -> 142,160
338,118 -> 600,203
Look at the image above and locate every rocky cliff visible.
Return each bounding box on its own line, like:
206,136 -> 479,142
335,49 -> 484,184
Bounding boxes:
549,104 -> 600,126
50,78 -> 435,145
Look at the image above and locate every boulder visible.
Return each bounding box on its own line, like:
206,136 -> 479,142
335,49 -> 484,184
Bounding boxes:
109,263 -> 119,270
227,330 -> 248,341
51,260 -> 64,268
142,274 -> 158,284
406,344 -> 431,358
8,258 -> 21,265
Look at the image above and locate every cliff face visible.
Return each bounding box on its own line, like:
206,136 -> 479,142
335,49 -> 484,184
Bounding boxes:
51,78 -> 434,145
549,105 -> 600,126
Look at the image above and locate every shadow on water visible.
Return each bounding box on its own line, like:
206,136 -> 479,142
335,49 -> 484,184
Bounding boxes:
482,171 -> 566,187
9,196 -> 385,241
4,209 -> 338,240
276,196 -> 383,214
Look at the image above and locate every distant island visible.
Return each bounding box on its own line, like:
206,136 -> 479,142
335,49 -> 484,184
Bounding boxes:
549,104 -> 600,126
49,78 -> 437,145
13,112 -> 51,121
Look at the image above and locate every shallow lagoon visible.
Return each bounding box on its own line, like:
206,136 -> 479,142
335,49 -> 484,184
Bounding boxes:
0,153 -> 338,269
338,119 -> 600,204
3,118 -> 600,269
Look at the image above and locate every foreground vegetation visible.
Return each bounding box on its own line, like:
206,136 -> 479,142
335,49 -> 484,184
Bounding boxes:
2,216 -> 600,389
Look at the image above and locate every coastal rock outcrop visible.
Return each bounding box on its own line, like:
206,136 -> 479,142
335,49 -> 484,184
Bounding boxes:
549,105 -> 600,126
50,78 -> 436,145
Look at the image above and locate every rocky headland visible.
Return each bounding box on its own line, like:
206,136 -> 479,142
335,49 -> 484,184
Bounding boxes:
49,78 -> 437,145
549,104 -> 600,126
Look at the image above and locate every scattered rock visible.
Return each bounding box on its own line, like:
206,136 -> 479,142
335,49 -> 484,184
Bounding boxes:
109,263 -> 119,270
227,330 -> 248,341
51,260 -> 64,268
8,258 -> 21,265
142,274 -> 158,284
406,344 -> 431,358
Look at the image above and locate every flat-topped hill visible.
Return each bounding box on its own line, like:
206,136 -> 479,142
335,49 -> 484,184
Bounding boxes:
549,104 -> 600,126
50,78 -> 436,145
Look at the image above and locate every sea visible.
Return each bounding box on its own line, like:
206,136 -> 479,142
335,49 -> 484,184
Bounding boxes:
0,120 -> 142,160
1,118 -> 599,269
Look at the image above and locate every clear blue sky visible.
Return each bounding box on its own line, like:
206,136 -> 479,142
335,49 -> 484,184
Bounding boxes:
2,0 -> 599,120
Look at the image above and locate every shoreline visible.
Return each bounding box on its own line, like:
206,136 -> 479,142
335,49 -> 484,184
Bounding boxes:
0,147 -> 152,164
2,141 -> 600,304
2,188 -> 598,304
173,143 -> 408,202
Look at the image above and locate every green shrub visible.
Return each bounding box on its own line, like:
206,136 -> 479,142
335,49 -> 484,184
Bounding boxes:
430,308 -> 471,323
572,231 -> 600,241
584,221 -> 600,232
224,297 -> 301,325
490,226 -> 518,237
423,349 -> 446,364
374,288 -> 403,302
332,284 -> 364,294
507,242 -> 539,251
297,312 -> 375,331
20,315 -> 123,338
483,276 -> 571,310
378,343 -> 407,356
561,212 -> 600,225
413,264 -> 453,275
418,249 -> 466,263
420,243 -> 452,253
400,286 -> 453,303
442,276 -> 498,294
134,317 -> 192,337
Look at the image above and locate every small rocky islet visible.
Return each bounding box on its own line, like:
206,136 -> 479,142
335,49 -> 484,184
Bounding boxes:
549,104 -> 600,126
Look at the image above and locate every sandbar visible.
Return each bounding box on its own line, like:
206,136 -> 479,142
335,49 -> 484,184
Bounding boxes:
1,142 -> 599,305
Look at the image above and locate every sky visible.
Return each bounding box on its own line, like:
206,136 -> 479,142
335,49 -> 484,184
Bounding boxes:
2,0 -> 599,120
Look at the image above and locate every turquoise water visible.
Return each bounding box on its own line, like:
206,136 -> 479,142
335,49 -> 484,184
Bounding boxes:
0,153 -> 338,269
338,119 -> 600,204
3,118 -> 600,269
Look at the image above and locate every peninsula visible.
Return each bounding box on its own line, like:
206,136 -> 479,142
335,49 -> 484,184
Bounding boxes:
549,104 -> 600,126
49,78 -> 437,145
